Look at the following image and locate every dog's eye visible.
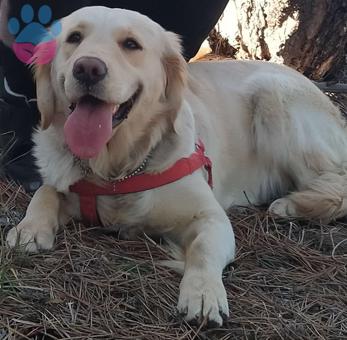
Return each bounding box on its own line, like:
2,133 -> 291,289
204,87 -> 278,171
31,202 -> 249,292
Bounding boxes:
66,31 -> 83,44
122,38 -> 142,51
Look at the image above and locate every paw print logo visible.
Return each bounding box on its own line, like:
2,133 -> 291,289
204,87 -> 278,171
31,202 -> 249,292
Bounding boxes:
8,4 -> 62,65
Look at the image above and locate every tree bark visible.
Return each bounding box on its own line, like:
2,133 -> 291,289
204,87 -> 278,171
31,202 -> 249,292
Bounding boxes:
213,0 -> 347,81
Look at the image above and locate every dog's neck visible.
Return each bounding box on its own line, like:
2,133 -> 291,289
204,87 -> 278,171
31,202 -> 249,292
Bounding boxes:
73,100 -> 194,182
76,128 -> 180,182
73,152 -> 150,181
75,112 -> 178,182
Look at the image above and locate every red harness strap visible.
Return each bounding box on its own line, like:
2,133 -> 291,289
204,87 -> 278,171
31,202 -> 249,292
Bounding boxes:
69,140 -> 213,224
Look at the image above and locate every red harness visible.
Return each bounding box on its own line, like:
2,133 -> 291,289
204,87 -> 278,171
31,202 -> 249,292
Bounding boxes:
69,140 -> 213,224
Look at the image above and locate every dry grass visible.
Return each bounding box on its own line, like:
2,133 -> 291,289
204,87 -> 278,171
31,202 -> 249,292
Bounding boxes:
1,180 -> 347,339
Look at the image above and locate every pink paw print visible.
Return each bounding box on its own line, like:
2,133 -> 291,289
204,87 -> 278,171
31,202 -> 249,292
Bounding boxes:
8,4 -> 61,65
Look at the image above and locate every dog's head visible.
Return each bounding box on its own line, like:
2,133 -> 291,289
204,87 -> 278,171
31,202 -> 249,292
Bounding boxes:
34,6 -> 186,170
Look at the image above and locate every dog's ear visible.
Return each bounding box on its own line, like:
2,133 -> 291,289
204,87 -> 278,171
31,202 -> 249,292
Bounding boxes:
33,63 -> 56,130
162,32 -> 187,109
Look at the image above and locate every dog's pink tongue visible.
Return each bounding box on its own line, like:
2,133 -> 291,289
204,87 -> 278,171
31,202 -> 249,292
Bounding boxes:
64,99 -> 114,159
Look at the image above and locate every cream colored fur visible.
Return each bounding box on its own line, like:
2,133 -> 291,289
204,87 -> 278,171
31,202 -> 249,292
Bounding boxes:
7,6 -> 347,326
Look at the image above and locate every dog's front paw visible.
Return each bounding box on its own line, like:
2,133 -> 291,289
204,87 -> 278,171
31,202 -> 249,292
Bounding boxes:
6,219 -> 56,253
177,270 -> 229,327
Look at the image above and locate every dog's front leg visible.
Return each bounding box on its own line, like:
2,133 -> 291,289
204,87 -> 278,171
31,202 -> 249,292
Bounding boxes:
6,185 -> 65,252
177,204 -> 235,326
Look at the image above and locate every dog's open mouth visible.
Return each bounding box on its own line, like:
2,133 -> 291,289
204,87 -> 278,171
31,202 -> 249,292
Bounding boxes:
112,86 -> 142,127
68,86 -> 142,127
64,87 -> 142,160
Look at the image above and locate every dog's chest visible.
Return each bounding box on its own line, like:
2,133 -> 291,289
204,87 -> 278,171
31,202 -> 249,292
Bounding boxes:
95,192 -> 152,227
35,130 -> 154,228
34,128 -> 83,192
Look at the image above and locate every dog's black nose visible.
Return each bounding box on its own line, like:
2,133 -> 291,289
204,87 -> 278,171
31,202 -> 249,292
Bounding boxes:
73,57 -> 107,86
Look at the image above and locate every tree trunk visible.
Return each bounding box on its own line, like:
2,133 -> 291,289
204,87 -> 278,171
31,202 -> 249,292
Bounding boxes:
212,0 -> 347,81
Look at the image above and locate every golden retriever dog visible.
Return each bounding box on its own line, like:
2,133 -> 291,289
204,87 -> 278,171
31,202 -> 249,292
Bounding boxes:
6,6 -> 347,326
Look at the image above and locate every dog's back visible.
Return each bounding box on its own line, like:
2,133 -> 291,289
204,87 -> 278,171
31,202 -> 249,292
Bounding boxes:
187,60 -> 347,218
